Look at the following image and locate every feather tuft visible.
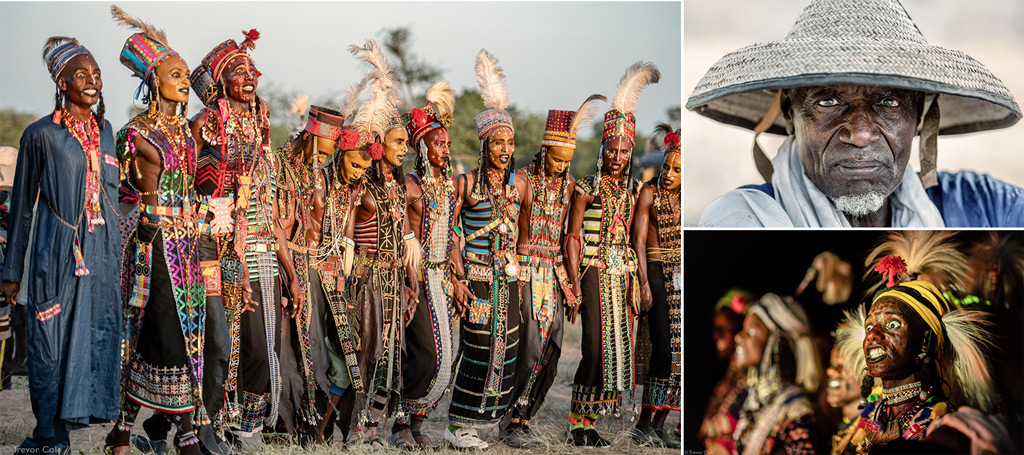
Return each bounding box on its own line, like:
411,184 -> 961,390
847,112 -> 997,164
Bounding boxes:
110,5 -> 170,48
338,74 -> 372,121
611,61 -> 661,114
474,49 -> 509,110
568,94 -> 607,138
425,81 -> 455,118
863,231 -> 968,297
940,308 -> 998,412
834,304 -> 870,382
351,40 -> 401,141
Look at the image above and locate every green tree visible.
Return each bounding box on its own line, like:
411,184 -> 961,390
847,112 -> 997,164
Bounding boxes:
0,108 -> 41,148
379,27 -> 445,105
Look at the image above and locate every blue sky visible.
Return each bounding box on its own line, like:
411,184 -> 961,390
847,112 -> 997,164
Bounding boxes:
0,1 -> 681,137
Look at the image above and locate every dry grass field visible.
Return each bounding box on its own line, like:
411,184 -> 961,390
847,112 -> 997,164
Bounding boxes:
0,321 -> 678,454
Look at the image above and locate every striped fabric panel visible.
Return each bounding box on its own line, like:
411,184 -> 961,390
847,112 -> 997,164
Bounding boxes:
581,197 -> 602,259
463,200 -> 493,259
353,213 -> 379,255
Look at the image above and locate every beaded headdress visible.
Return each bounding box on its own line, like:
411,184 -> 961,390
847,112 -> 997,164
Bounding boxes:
41,37 -> 93,82
602,61 -> 660,146
111,5 -> 178,82
304,105 -> 345,141
407,81 -> 455,145
541,94 -> 606,149
473,49 -> 514,139
863,231 -> 968,297
191,29 -> 260,106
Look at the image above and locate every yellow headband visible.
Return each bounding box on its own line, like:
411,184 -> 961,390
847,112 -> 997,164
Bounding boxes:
874,280 -> 951,346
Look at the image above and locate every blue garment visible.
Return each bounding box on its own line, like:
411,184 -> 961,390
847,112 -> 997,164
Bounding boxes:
736,171 -> 1024,227
1,115 -> 123,448
926,171 -> 1024,227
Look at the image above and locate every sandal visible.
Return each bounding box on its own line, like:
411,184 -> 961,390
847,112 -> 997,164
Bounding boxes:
105,428 -> 132,455
414,433 -> 438,450
388,428 -> 417,451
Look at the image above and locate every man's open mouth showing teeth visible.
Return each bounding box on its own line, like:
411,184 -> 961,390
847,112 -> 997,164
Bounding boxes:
242,85 -> 255,93
498,154 -> 510,163
865,345 -> 886,363
83,89 -> 98,96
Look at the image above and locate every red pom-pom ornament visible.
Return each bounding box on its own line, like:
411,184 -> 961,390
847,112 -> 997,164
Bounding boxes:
411,108 -> 427,127
241,29 -> 260,49
664,130 -> 680,149
338,130 -> 360,151
368,142 -> 384,160
730,294 -> 749,314
875,255 -> 908,288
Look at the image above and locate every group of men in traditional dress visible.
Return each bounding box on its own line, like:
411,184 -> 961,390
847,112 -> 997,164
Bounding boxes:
2,5 -> 681,454
697,230 -> 1023,455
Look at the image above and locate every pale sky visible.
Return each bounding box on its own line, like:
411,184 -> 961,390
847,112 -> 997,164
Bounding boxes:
0,1 -> 681,137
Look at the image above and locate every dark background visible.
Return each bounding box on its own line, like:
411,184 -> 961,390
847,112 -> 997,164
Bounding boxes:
682,230 -> 1024,452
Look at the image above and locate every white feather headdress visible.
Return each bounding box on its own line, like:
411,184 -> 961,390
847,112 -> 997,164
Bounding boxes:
611,61 -> 661,114
864,231 -> 968,296
475,49 -> 508,110
350,40 -> 400,140
568,94 -> 607,139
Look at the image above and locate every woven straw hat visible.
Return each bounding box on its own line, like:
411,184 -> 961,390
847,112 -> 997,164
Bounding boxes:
686,0 -> 1020,136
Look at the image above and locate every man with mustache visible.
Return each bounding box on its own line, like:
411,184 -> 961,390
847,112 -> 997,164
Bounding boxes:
189,29 -> 302,442
393,81 -> 461,450
444,49 -> 527,450
106,8 -> 205,454
502,95 -> 603,448
690,0 -> 1024,228
273,105 -> 345,442
563,61 -> 658,447
1,36 -> 120,453
629,125 -> 681,448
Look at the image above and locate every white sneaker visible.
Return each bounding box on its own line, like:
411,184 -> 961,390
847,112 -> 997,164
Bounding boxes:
444,426 -> 489,450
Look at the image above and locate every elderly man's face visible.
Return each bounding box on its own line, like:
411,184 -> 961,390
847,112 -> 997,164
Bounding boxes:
787,84 -> 921,212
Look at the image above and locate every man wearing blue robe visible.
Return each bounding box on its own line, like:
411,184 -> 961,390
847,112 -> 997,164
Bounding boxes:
1,37 -> 122,452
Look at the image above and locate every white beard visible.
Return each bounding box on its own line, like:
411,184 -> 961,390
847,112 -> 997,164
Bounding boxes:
831,192 -> 885,217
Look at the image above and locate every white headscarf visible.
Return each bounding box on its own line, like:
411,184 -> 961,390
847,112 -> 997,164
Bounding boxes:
749,293 -> 822,393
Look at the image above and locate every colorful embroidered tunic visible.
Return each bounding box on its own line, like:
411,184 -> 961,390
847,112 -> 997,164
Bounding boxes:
198,99 -> 279,434
2,113 -> 122,441
733,385 -> 818,455
400,172 -> 458,419
449,170 -> 521,428
508,164 -> 576,422
116,113 -> 207,426
570,174 -> 639,415
351,176 -> 408,425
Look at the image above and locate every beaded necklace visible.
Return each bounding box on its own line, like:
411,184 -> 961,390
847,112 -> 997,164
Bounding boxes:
146,107 -> 195,207
526,163 -> 568,261
61,107 -> 104,232
653,183 -> 681,265
598,175 -> 631,244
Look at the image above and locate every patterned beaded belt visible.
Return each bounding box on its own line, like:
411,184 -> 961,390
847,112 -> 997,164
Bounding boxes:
287,241 -> 307,254
246,242 -> 279,253
423,260 -> 448,270
140,203 -> 194,217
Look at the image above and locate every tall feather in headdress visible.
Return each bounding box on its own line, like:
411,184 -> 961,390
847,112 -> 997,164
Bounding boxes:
337,73 -> 373,121
938,308 -> 999,412
863,231 -> 968,297
611,61 -> 661,114
110,5 -> 170,48
568,94 -> 607,139
425,81 -> 454,119
351,40 -> 399,140
475,49 -> 508,110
